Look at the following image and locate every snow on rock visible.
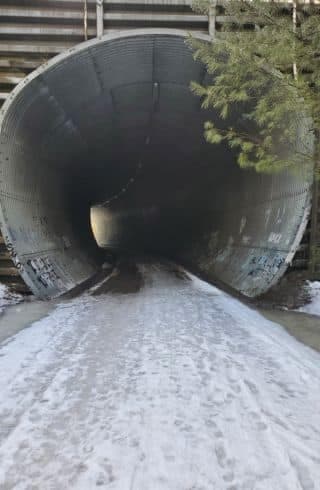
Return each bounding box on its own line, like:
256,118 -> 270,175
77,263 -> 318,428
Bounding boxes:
0,264 -> 319,490
0,283 -> 23,313
299,281 -> 320,316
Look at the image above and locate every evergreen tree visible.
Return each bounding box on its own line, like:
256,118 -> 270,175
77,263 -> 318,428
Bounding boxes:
190,0 -> 320,175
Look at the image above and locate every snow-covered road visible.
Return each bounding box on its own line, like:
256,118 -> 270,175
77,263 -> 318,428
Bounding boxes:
0,263 -> 319,490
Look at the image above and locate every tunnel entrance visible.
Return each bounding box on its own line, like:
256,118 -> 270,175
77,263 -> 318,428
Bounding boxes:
0,30 -> 313,299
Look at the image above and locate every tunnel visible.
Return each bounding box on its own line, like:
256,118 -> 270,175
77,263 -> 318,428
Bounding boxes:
0,29 -> 314,299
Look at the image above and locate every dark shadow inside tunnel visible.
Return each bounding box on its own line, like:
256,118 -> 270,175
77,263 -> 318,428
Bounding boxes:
89,115 -> 242,257
0,30 -> 313,298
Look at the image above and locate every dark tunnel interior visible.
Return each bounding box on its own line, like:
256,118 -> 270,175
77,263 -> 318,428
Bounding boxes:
0,30 -> 313,298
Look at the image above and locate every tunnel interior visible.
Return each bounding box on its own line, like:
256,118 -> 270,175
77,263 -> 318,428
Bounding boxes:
0,30 -> 313,298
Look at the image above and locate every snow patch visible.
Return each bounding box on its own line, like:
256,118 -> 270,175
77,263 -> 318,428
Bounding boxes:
186,271 -> 222,295
0,283 -> 23,313
299,281 -> 320,316
0,265 -> 319,489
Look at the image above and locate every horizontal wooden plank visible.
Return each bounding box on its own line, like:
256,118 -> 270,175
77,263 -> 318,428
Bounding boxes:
0,23 -> 96,36
0,267 -> 20,276
0,92 -> 9,100
0,7 -> 95,20
0,58 -> 42,69
0,41 -> 75,54
1,0 -> 193,6
104,12 -> 207,22
0,71 -> 26,84
104,0 -> 192,4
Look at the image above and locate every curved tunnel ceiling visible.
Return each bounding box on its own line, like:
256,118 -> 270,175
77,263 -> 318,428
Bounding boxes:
0,29 -> 313,299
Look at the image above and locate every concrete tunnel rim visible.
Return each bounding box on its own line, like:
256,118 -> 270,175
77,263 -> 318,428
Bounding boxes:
0,28 -> 313,296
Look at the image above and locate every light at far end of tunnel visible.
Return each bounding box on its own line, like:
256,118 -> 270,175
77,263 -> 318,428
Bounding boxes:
91,206 -> 121,250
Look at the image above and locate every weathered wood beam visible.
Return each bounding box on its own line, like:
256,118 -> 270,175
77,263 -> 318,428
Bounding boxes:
0,71 -> 26,84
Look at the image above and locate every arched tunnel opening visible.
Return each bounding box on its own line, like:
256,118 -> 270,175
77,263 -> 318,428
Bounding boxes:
0,30 -> 313,299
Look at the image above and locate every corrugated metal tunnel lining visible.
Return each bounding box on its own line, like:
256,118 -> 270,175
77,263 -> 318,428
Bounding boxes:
0,30 -> 313,298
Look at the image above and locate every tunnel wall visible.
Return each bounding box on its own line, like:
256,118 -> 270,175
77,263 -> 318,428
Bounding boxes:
0,30 -> 313,298
181,168 -> 312,296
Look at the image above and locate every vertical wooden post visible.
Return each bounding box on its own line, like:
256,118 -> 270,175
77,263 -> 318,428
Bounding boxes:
84,0 -> 88,41
208,0 -> 217,38
96,0 -> 104,38
292,0 -> 298,80
309,148 -> 320,279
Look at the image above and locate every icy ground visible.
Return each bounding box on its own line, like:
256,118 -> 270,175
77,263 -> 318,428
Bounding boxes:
0,264 -> 320,490
299,281 -> 320,317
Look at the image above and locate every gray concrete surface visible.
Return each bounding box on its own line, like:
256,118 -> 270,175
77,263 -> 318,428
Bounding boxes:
260,309 -> 320,354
